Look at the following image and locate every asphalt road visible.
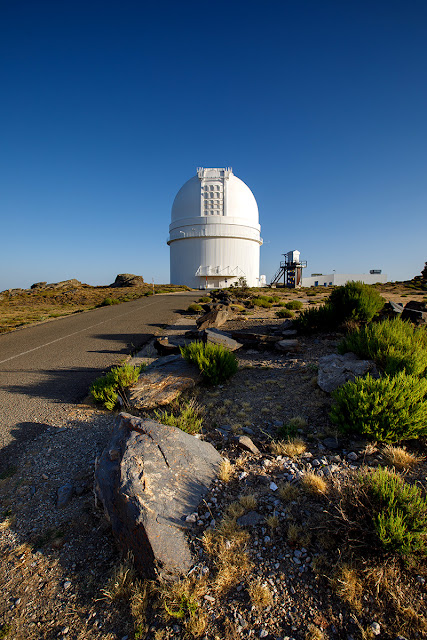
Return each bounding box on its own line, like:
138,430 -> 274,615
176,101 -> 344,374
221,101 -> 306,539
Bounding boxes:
0,291 -> 198,470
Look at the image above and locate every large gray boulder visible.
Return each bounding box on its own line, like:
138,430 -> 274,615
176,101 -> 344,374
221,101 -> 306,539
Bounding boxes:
110,273 -> 144,287
129,355 -> 202,409
196,305 -> 231,330
317,352 -> 379,393
94,413 -> 222,577
203,328 -> 243,351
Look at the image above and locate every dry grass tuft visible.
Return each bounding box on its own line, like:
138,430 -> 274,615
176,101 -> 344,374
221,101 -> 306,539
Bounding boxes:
288,415 -> 307,429
239,494 -> 257,511
247,578 -> 273,610
218,458 -> 233,482
226,501 -> 245,518
0,510 -> 16,531
305,624 -> 324,640
157,576 -> 207,638
266,514 -> 279,530
101,556 -> 136,601
311,554 -> 330,577
270,437 -> 306,458
301,472 -> 328,496
363,561 -> 427,635
332,564 -> 363,613
202,517 -> 252,595
130,579 -> 154,630
381,444 -> 424,470
279,482 -> 301,502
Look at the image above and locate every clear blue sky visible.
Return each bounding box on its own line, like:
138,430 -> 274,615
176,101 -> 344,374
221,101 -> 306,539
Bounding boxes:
1,0 -> 426,291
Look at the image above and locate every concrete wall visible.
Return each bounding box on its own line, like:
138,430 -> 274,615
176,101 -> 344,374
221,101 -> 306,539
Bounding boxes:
301,273 -> 388,287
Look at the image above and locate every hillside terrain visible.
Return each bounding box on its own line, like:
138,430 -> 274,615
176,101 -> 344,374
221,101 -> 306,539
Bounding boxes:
0,278 -> 189,333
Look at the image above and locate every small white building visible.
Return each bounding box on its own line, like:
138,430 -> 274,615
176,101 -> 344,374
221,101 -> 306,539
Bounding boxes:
301,272 -> 387,287
168,168 -> 263,289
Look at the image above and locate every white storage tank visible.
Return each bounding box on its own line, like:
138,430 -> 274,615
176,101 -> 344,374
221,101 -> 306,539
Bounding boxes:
286,250 -> 300,264
168,168 -> 262,288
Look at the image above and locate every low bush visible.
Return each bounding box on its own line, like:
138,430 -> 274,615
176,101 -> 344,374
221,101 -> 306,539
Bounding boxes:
329,280 -> 384,324
275,309 -> 294,318
180,341 -> 238,385
339,317 -> 427,377
198,296 -> 210,303
252,297 -> 272,308
187,303 -> 203,313
285,300 -> 303,310
90,364 -> 142,410
362,467 -> 427,556
294,304 -> 334,334
100,297 -> 120,306
330,371 -> 427,442
295,281 -> 384,333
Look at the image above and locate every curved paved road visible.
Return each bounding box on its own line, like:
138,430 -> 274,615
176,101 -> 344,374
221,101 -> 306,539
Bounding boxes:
0,291 -> 198,470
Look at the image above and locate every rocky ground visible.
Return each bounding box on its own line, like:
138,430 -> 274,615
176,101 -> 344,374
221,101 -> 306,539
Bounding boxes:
0,288 -> 426,640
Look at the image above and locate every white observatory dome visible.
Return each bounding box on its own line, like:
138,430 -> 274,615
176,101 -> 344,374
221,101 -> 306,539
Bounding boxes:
168,168 -> 262,289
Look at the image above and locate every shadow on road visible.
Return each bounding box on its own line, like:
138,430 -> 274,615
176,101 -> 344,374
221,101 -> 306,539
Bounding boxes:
0,366 -> 105,404
89,332 -> 153,354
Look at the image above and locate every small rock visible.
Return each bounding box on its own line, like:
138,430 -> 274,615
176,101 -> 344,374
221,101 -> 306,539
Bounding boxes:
270,482 -> 278,491
63,581 -> 71,590
185,514 -> 197,523
204,594 -> 215,603
260,630 -> 269,638
347,452 -> 358,461
61,628 -> 69,635
57,483 -> 73,509
370,622 -> 380,636
236,435 -> 260,455
323,437 -> 339,449
237,511 -> 263,527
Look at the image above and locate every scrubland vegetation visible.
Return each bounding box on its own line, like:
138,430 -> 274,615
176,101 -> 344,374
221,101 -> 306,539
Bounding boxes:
2,276 -> 427,639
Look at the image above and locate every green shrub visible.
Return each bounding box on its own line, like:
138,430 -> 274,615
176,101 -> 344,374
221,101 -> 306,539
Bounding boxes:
294,282 -> 384,333
100,297 -> 120,306
154,398 -> 203,434
198,296 -> 210,303
252,297 -> 272,308
361,467 -> 427,555
339,317 -> 427,377
187,303 -> 203,313
330,371 -> 427,442
295,304 -> 334,334
180,341 -> 238,385
276,309 -> 294,318
328,281 -> 384,324
110,363 -> 142,388
285,300 -> 303,310
90,364 -> 142,410
90,374 -> 118,410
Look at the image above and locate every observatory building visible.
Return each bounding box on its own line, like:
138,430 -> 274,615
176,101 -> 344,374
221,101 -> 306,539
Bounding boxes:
168,167 -> 263,289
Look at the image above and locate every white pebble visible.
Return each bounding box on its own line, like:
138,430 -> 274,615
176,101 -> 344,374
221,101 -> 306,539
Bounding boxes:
370,622 -> 381,636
